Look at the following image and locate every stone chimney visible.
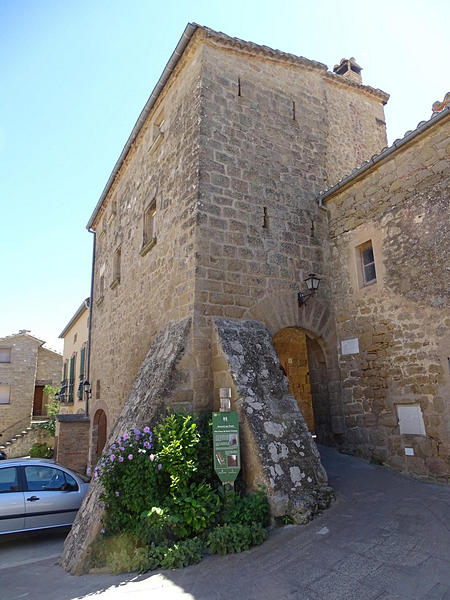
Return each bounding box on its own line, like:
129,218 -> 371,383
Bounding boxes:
333,57 -> 362,84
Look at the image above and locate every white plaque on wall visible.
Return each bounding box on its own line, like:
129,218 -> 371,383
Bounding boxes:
341,338 -> 359,355
397,405 -> 426,436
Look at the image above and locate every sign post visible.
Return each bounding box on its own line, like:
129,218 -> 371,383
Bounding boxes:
212,388 -> 240,492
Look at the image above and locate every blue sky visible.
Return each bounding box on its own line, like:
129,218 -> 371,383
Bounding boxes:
1,0 -> 448,352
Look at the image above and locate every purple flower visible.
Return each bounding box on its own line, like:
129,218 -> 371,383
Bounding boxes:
115,491 -> 120,497
94,471 -> 98,478
119,446 -> 125,451
144,441 -> 151,449
158,464 -> 162,471
143,426 -> 150,433
128,454 -> 133,460
118,456 -> 124,462
110,454 -> 115,462
86,467 -> 92,474
134,428 -> 140,435
111,444 -> 116,449
123,433 -> 129,440
135,436 -> 140,441
101,528 -> 105,534
149,454 -> 155,462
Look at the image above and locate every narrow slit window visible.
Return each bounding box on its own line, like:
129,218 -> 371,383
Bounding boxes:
359,241 -> 376,285
143,201 -> 157,246
112,246 -> 121,286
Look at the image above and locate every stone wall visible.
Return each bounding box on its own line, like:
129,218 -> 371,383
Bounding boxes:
88,39 -> 203,430
60,318 -> 191,574
36,346 -> 62,385
5,426 -> 54,459
325,114 -> 450,481
55,415 -> 90,473
212,318 -> 333,522
189,39 -> 387,409
0,335 -> 40,442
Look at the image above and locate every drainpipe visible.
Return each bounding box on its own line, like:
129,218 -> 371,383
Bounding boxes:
86,228 -> 96,417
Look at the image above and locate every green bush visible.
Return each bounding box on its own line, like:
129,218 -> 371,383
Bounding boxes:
206,522 -> 267,555
221,486 -> 270,527
29,442 -> 53,458
96,426 -> 165,535
90,412 -> 270,573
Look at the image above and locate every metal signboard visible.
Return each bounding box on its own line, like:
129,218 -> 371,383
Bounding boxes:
212,411 -> 241,483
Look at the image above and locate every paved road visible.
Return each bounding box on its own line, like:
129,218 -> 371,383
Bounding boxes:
0,446 -> 448,600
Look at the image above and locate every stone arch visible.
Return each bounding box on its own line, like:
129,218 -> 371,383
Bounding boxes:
244,292 -> 344,446
243,291 -> 338,371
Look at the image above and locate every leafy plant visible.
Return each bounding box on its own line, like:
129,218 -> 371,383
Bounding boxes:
155,413 -> 200,488
221,486 -> 270,527
206,522 -> 267,555
164,481 -> 220,539
96,426 -> 165,535
35,385 -> 60,436
29,442 -> 53,458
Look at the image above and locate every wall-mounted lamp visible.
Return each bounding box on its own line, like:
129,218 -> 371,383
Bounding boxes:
83,380 -> 92,399
298,273 -> 321,307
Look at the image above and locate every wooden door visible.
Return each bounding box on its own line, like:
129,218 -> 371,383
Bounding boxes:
273,329 -> 315,433
33,386 -> 44,416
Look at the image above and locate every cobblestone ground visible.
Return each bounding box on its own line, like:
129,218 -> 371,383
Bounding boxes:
1,446 -> 449,600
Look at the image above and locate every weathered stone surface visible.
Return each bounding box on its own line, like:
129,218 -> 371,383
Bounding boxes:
325,115 -> 450,482
60,317 -> 191,574
213,318 -> 333,523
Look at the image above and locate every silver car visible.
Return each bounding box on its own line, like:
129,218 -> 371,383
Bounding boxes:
0,458 -> 90,535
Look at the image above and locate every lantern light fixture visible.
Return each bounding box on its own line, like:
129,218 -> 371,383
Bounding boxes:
298,273 -> 321,307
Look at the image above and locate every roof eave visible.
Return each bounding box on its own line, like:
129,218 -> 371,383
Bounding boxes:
319,105 -> 450,204
58,298 -> 90,339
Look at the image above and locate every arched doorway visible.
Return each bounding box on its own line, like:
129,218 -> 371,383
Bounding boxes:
273,327 -> 332,444
92,409 -> 107,460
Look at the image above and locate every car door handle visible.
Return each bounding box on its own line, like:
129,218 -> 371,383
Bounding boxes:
26,496 -> 40,502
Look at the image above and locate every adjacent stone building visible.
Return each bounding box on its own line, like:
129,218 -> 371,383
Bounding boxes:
82,24 -> 447,485
321,106 -> 450,480
0,331 -> 62,451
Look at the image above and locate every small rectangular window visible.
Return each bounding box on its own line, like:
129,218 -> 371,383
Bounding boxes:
358,241 -> 377,286
0,348 -> 11,363
96,379 -> 101,400
0,384 -> 11,404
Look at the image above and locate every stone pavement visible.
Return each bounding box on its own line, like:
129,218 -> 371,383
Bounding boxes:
1,446 -> 449,600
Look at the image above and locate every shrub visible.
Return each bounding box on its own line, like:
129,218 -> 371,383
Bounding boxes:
220,486 -> 270,527
96,426 -> 165,535
206,522 -> 267,555
29,443 -> 53,458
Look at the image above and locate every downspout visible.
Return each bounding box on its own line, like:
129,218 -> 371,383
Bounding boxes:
86,228 -> 96,417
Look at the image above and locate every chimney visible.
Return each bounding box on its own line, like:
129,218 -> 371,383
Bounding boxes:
18,329 -> 31,335
333,57 -> 362,84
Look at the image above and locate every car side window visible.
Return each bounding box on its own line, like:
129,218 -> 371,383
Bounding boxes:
63,472 -> 79,492
25,466 -> 66,491
0,467 -> 19,493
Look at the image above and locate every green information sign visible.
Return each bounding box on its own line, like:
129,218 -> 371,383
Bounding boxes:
212,411 -> 241,483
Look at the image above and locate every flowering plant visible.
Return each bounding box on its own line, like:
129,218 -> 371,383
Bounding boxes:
96,426 -> 164,535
